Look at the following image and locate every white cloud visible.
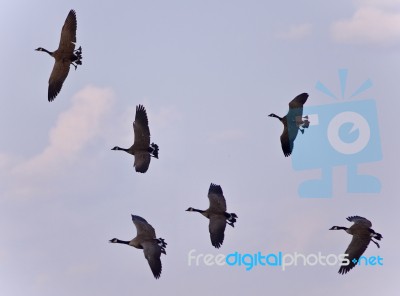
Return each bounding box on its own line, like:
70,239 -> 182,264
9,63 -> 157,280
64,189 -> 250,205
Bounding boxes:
3,86 -> 115,199
276,24 -> 312,40
14,86 -> 114,176
331,1 -> 400,45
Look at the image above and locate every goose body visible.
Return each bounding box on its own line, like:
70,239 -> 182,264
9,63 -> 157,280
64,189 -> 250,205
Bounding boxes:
112,105 -> 159,173
268,92 -> 309,156
36,9 -> 83,101
109,215 -> 167,279
186,183 -> 238,248
330,215 -> 382,274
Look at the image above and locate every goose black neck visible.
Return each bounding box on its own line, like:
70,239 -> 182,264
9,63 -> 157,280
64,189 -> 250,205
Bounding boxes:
332,226 -> 348,231
269,113 -> 283,121
113,146 -> 129,152
192,208 -> 205,214
41,48 -> 53,56
114,239 -> 130,245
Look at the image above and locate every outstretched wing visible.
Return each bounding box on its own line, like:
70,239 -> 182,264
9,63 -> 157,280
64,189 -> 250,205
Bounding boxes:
287,93 -> 308,123
59,10 -> 77,53
207,183 -> 227,212
209,215 -> 226,248
347,216 -> 372,228
338,234 -> 371,274
280,125 -> 295,157
131,215 -> 156,238
48,60 -> 70,101
288,93 -> 308,109
142,241 -> 163,279
133,105 -> 151,150
134,152 -> 151,173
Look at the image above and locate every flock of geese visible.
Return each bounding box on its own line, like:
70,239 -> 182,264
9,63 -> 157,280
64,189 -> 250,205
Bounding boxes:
35,9 -> 383,279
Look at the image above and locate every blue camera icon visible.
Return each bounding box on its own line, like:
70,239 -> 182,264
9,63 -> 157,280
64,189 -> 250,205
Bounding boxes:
291,73 -> 382,198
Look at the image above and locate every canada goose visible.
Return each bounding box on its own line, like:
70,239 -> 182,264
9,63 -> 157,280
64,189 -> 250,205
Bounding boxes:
268,92 -> 309,157
35,9 -> 82,102
109,214 -> 167,279
112,105 -> 159,173
186,183 -> 238,248
330,216 -> 382,274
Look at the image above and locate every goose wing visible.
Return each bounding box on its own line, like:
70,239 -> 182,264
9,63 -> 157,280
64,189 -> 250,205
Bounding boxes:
58,10 -> 77,53
207,183 -> 227,212
133,105 -> 151,150
48,60 -> 70,102
133,151 -> 151,173
347,216 -> 372,228
288,93 -> 308,109
280,124 -> 295,157
131,215 -> 156,238
338,233 -> 371,274
287,93 -> 308,122
209,215 -> 226,248
142,241 -> 163,279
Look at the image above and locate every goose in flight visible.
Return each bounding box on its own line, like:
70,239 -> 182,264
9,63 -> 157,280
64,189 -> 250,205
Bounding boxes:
109,214 -> 167,279
112,105 -> 159,173
35,9 -> 82,102
186,183 -> 238,248
268,92 -> 309,157
330,216 -> 382,274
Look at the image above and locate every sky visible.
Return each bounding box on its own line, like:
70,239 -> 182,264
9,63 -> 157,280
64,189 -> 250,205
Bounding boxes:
1,0 -> 400,295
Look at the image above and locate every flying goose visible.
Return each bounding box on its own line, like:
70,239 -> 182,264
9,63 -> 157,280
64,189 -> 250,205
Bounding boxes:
268,92 -> 309,157
35,9 -> 83,102
330,216 -> 382,274
186,183 -> 238,248
109,214 -> 167,279
112,105 -> 159,173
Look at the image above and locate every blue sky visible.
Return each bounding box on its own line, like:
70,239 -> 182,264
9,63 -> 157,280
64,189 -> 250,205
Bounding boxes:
1,1 -> 399,295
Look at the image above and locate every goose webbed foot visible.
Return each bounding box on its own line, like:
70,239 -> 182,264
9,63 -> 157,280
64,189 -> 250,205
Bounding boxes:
299,128 -> 304,134
74,46 -> 82,55
150,143 -> 159,159
160,247 -> 166,255
156,238 -> 167,248
155,238 -> 167,254
371,239 -> 380,248
227,218 -> 236,227
73,47 -> 83,67
302,117 -> 310,129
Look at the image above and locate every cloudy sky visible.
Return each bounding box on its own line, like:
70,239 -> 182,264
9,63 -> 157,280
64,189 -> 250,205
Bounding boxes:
1,0 -> 399,295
